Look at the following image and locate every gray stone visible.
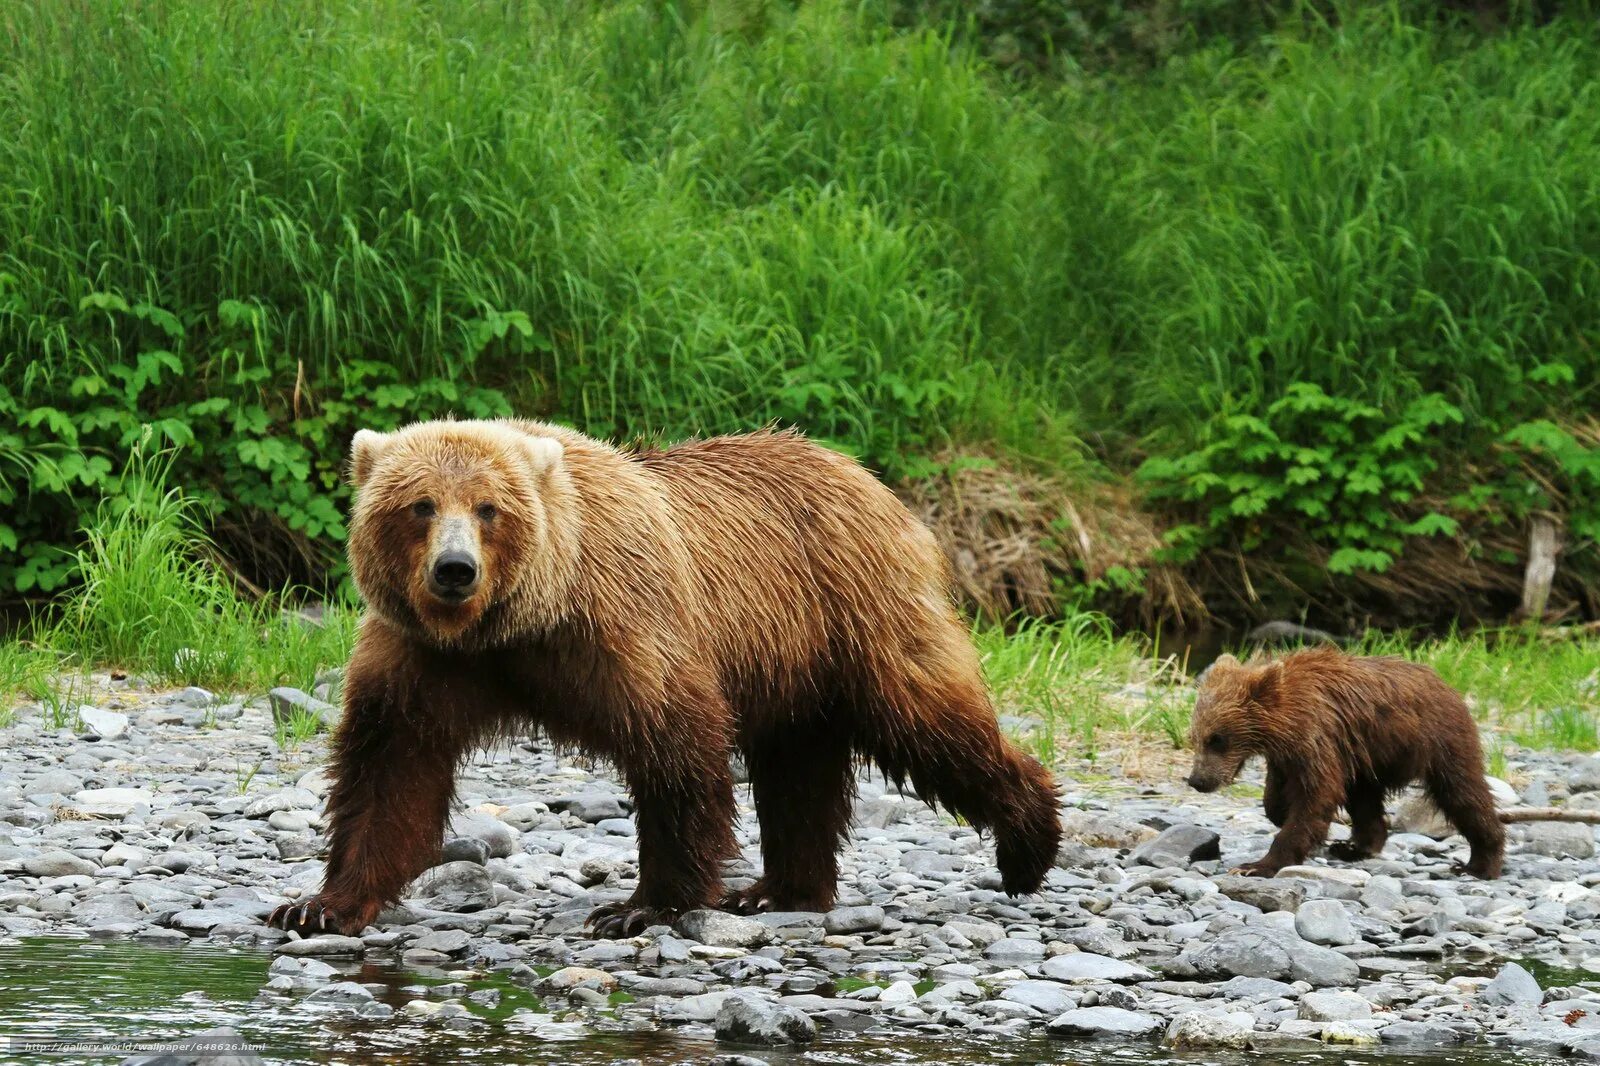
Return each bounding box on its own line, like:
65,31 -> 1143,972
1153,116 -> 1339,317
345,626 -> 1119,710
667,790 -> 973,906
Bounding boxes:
274,935 -> 365,957
1213,875 -> 1307,912
1040,952 -> 1153,984
1381,1021 -> 1465,1046
676,909 -> 773,948
303,981 -> 375,1004
822,905 -> 884,935
243,788 -> 320,818
440,837 -> 490,865
1000,980 -> 1078,1015
77,706 -> 129,740
1047,1006 -> 1162,1039
714,993 -> 817,1046
550,792 -> 630,823
24,850 -> 97,877
1522,821 -> 1596,859
1166,1011 -> 1254,1050
268,687 -> 338,731
985,937 -> 1047,962
1482,961 -> 1542,1006
410,861 -> 495,912
411,928 -> 471,954
1297,990 -> 1372,1022
1131,824 -> 1221,868
1295,899 -> 1357,946
70,787 -> 153,818
447,811 -> 519,858
1060,810 -> 1158,850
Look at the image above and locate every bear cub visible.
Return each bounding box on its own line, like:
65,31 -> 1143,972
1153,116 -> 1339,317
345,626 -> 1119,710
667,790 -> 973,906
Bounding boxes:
1185,647 -> 1504,878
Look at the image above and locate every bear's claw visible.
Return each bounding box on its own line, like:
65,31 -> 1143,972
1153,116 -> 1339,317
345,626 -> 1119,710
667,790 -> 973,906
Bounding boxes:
266,896 -> 343,936
586,903 -> 673,939
1228,860 -> 1280,878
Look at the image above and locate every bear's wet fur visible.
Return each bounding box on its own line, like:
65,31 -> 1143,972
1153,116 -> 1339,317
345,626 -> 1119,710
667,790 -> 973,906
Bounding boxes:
267,419 -> 1061,938
1185,647 -> 1504,878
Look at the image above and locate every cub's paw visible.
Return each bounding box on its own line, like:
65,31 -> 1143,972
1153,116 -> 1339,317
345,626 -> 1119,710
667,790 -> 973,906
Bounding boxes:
265,895 -> 369,937
1228,861 -> 1281,878
1325,842 -> 1374,862
1451,859 -> 1502,880
586,902 -> 675,940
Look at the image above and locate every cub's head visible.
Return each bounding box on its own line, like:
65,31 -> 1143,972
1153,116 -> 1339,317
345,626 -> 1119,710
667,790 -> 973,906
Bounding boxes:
1185,653 -> 1283,793
346,420 -> 575,647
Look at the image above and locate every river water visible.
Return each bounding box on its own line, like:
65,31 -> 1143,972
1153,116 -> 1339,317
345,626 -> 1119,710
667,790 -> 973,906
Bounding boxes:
0,938 -> 1552,1066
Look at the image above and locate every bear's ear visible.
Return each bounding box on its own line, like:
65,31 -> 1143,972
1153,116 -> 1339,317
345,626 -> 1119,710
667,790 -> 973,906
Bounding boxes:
1248,659 -> 1285,704
1210,652 -> 1240,672
521,435 -> 564,478
349,429 -> 393,488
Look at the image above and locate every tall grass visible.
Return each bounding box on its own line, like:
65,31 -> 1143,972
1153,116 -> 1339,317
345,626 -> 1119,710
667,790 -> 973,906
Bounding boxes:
1,1 -> 1595,608
30,447 -> 356,693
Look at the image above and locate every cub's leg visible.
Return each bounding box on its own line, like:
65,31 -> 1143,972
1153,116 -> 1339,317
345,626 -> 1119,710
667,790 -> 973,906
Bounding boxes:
266,624 -> 488,936
1263,764 -> 1289,827
1426,762 -> 1506,879
723,717 -> 855,914
1234,769 -> 1338,877
1327,784 -> 1388,861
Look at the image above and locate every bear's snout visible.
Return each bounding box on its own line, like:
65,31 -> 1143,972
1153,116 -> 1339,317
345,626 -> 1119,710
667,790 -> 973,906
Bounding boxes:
430,551 -> 480,599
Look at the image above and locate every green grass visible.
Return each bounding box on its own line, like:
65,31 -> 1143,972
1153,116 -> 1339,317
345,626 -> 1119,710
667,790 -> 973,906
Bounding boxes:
981,620 -> 1600,764
0,0 -> 1595,614
0,447 -> 356,708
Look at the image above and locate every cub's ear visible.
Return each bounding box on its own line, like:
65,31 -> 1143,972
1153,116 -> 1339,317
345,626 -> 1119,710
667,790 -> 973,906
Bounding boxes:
521,435 -> 564,477
349,429 -> 393,488
1248,659 -> 1285,704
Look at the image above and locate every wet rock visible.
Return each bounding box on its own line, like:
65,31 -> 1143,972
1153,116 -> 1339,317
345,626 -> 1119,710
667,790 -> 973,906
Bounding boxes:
1298,990 -> 1372,1022
676,909 -> 773,948
1131,825 -> 1220,868
1047,1006 -> 1162,1039
411,929 -> 470,955
1482,962 -> 1542,1006
1382,1021 -> 1465,1046
274,935 -> 366,957
303,981 -> 374,1004
714,993 -> 817,1046
447,811 -> 518,858
544,966 -> 618,993
440,837 -> 491,865
1166,1011 -> 1254,1050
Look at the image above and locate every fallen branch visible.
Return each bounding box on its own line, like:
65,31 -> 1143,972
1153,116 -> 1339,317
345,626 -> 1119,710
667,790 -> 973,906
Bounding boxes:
1498,807 -> 1600,825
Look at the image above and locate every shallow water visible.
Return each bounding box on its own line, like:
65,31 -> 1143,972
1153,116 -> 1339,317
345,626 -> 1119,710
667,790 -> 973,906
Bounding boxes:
0,937 -> 1557,1066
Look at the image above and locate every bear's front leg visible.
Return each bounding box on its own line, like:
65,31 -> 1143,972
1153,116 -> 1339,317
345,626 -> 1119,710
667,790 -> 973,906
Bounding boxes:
586,693 -> 738,939
267,629 -> 471,936
1234,772 -> 1338,877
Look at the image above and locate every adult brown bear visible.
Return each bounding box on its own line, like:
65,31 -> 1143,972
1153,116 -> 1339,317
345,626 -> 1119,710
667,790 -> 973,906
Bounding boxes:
267,419 -> 1061,938
1185,648 -> 1504,878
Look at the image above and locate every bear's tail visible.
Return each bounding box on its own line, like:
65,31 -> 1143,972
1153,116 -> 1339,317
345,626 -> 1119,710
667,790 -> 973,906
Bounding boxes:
860,652 -> 1062,895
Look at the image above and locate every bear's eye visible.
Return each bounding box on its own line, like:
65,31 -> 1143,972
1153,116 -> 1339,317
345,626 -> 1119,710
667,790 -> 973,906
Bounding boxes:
1207,733 -> 1228,753
475,502 -> 497,522
412,499 -> 436,519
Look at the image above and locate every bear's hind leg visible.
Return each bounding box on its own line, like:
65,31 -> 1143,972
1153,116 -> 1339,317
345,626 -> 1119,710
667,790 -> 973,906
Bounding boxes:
861,660 -> 1060,896
1327,785 -> 1388,861
1425,763 -> 1505,879
724,721 -> 855,914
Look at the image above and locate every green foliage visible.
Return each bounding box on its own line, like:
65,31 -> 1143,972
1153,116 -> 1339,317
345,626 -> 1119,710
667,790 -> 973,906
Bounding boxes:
0,0 -> 1596,614
42,443 -> 356,691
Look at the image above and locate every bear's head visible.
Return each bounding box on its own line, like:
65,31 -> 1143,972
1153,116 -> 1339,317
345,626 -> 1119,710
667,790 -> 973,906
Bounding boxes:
1184,653 -> 1284,793
346,420 -> 576,647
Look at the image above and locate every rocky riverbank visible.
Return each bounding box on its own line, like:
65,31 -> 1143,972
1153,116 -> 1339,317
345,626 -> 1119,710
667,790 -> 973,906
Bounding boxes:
2,672 -> 1600,1062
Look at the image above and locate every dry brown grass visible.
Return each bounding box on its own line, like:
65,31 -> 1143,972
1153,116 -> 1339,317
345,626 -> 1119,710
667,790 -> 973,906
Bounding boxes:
898,452 -> 1204,625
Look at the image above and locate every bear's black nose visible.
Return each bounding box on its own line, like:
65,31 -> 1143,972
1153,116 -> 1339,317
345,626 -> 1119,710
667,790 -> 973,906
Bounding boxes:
432,552 -> 478,590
